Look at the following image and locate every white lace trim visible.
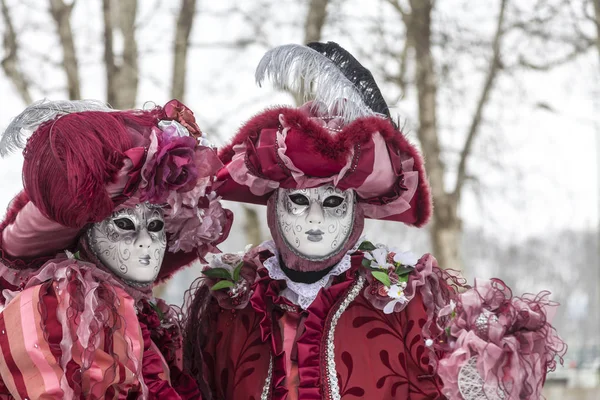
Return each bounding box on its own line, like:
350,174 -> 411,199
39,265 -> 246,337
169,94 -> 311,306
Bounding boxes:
260,239 -> 361,310
458,356 -> 505,400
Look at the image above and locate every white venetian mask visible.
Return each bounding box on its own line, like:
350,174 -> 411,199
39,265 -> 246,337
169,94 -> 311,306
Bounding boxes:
275,184 -> 356,260
86,203 -> 167,285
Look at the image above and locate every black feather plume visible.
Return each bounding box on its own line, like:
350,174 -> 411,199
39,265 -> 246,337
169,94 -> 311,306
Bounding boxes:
307,41 -> 392,121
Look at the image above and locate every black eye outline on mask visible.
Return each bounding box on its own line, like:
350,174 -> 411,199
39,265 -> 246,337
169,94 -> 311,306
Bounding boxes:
323,195 -> 345,208
288,193 -> 310,206
147,220 -> 165,232
114,218 -> 136,231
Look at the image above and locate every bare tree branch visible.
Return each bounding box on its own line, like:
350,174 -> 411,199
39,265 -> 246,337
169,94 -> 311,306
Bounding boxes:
190,39 -> 255,49
103,0 -> 138,109
593,0 -> 600,66
116,0 -> 138,109
102,0 -> 116,106
1,0 -> 32,104
385,0 -> 409,17
171,0 -> 197,101
517,40 -> 594,70
453,0 -> 508,198
49,0 -> 81,99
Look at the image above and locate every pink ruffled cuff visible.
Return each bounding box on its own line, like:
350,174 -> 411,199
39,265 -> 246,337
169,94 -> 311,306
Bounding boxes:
437,279 -> 567,400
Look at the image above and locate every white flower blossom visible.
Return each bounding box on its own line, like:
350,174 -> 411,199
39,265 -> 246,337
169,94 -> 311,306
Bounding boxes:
383,284 -> 409,314
450,299 -> 456,312
386,284 -> 405,300
365,248 -> 391,270
209,254 -> 234,272
392,250 -> 418,267
236,243 -> 253,256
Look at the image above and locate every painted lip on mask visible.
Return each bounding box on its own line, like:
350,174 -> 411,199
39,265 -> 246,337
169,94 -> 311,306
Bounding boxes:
305,229 -> 324,242
138,255 -> 151,265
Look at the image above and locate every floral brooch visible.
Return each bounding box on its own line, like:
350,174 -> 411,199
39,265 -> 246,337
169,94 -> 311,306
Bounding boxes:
359,241 -> 418,314
201,245 -> 254,309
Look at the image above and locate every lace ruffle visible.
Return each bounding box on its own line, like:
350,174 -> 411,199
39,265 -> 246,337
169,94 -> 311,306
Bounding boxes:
260,240 -> 360,309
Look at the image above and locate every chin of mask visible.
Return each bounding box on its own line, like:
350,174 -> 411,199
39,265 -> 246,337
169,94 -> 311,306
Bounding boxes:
275,185 -> 356,260
87,203 -> 167,285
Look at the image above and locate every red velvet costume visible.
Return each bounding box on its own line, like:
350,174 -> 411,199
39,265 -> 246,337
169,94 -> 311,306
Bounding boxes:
196,247 -> 457,399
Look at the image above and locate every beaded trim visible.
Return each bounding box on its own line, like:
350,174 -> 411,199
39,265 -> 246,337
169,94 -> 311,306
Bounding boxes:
325,275 -> 365,400
261,353 -> 273,400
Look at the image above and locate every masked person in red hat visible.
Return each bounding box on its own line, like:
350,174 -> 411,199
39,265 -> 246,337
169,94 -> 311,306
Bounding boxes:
183,43 -> 566,400
0,99 -> 232,399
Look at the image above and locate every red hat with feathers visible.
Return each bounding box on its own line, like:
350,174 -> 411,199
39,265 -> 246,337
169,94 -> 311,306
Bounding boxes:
0,99 -> 232,283
215,42 -> 432,227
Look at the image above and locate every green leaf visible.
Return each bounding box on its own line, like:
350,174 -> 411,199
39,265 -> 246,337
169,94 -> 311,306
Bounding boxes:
202,267 -> 233,280
149,301 -> 165,321
361,258 -> 372,269
358,241 -> 377,251
395,265 -> 413,276
397,274 -> 409,283
210,280 -> 235,291
233,261 -> 243,282
371,271 -> 391,287
445,327 -> 451,337
72,251 -> 82,260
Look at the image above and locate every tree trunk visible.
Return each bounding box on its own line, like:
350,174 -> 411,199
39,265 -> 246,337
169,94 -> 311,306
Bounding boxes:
242,205 -> 263,247
406,0 -> 462,269
591,0 -> 600,354
49,0 -> 81,100
0,0 -> 32,104
405,0 -> 507,270
304,0 -> 328,43
594,0 -> 600,60
103,0 -> 138,109
291,0 -> 330,105
171,0 -> 197,101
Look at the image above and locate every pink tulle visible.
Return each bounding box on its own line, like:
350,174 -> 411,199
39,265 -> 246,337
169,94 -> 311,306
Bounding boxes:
437,279 -> 567,400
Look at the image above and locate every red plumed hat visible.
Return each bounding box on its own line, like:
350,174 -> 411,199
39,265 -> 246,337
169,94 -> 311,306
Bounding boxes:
216,42 -> 432,226
0,99 -> 232,282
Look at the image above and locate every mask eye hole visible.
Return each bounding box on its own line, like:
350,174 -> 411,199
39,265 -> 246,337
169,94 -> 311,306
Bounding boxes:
288,193 -> 309,206
148,220 -> 165,232
323,195 -> 344,208
114,218 -> 135,231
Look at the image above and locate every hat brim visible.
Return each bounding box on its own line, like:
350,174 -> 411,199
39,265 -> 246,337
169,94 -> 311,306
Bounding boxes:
216,107 -> 432,227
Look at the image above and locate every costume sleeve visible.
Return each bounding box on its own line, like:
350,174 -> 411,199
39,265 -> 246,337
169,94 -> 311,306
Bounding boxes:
1,201 -> 80,259
415,266 -> 567,399
0,276 -> 148,399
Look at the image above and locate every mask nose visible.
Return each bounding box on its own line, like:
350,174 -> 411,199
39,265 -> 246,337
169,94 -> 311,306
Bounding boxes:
306,201 -> 324,225
134,228 -> 153,249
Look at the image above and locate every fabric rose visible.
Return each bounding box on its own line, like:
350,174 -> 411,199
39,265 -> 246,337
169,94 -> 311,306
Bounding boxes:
203,253 -> 258,310
164,99 -> 202,139
139,299 -> 162,329
166,194 -> 232,256
140,126 -> 200,204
